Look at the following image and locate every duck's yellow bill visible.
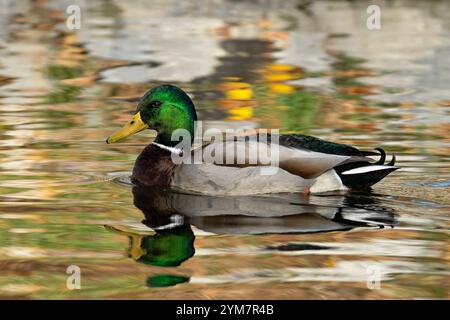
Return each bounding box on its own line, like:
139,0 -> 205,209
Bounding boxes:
106,112 -> 149,144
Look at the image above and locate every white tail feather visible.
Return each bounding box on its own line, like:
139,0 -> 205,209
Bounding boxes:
341,165 -> 397,175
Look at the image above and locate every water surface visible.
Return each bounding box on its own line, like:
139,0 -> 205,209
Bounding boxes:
0,0 -> 448,299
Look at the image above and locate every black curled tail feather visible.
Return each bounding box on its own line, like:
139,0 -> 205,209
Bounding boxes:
374,148 -> 386,165
388,154 -> 396,166
363,147 -> 396,166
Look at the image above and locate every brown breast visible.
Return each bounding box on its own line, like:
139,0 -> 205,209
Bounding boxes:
131,144 -> 177,188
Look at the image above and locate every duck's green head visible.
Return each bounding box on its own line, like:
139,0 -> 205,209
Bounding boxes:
106,84 -> 197,147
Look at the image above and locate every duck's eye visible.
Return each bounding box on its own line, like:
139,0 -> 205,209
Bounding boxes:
150,101 -> 162,108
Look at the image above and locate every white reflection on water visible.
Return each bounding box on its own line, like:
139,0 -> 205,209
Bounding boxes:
194,238 -> 442,259
190,260 -> 447,284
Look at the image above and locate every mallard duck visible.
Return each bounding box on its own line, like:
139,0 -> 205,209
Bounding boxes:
106,84 -> 398,195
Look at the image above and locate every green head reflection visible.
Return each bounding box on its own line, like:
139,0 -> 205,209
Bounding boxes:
147,274 -> 190,288
106,223 -> 195,267
133,224 -> 195,267
105,222 -> 194,288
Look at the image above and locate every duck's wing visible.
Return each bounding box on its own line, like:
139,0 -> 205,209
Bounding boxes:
277,134 -> 379,157
188,133 -> 379,179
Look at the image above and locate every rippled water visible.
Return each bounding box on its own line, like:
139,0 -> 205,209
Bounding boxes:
0,0 -> 448,299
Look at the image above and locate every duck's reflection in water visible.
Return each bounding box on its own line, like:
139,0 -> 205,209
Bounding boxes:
106,186 -> 397,287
